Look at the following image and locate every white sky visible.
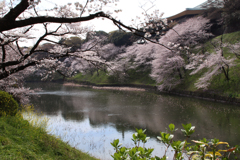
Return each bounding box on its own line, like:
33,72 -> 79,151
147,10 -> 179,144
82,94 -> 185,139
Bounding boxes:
39,0 -> 207,32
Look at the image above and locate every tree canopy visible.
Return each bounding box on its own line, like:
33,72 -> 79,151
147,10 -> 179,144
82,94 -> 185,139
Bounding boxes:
3,0 -> 238,104
0,0 -> 170,103
108,30 -> 136,46
0,0 -> 168,80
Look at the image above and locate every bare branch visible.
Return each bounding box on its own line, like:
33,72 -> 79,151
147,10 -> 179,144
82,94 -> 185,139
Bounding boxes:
0,11 -> 105,32
23,25 -> 34,34
42,38 -> 66,46
1,45 -> 6,71
3,0 -> 29,21
0,61 -> 37,80
80,0 -> 89,17
15,41 -> 24,56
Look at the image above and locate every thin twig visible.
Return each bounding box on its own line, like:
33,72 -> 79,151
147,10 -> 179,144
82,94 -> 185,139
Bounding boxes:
80,0 -> 89,17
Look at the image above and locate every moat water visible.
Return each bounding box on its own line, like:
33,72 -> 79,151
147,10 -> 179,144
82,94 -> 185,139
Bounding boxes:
27,82 -> 240,159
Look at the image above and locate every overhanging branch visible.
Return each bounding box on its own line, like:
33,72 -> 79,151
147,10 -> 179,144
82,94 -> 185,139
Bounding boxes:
0,61 -> 37,80
0,12 -> 106,32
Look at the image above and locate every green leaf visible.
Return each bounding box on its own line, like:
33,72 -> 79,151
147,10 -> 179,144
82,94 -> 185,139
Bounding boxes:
181,123 -> 195,137
111,139 -> 119,148
120,147 -> 126,153
187,151 -> 200,155
169,123 -> 175,131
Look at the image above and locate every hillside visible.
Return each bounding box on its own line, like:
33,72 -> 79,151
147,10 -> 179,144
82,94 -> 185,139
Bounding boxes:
175,31 -> 240,97
68,30 -> 240,101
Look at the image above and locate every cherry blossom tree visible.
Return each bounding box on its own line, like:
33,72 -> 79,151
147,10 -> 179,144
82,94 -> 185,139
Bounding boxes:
2,0 -> 221,104
151,16 -> 213,90
151,47 -> 185,90
106,41 -> 160,82
186,52 -> 235,89
0,1 -> 116,80
0,0 -> 171,103
0,0 -> 169,80
0,68 -> 35,104
104,16 -> 214,88
186,38 -> 236,89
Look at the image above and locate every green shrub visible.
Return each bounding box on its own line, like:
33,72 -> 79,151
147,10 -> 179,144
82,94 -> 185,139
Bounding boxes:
0,91 -> 18,116
111,124 -> 240,160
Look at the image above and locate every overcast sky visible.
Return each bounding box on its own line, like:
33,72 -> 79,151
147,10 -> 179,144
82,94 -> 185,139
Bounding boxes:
39,0 -> 207,32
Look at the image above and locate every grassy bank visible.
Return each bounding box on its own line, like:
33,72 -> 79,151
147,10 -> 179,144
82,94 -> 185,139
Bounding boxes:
68,69 -> 156,87
0,113 -> 98,160
176,31 -> 240,98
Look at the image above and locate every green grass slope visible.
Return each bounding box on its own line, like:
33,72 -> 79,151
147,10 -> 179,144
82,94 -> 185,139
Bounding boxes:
68,68 -> 156,86
176,31 -> 240,98
69,70 -> 110,85
0,114 -> 98,160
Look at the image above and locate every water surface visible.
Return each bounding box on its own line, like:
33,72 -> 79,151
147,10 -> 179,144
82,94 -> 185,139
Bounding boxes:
28,82 -> 240,159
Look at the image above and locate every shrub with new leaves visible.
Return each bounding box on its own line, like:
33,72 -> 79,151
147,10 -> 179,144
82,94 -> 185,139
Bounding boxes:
111,124 -> 240,160
0,91 -> 18,116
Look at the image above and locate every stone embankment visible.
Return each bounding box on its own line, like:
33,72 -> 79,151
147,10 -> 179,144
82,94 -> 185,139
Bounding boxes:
64,82 -> 240,105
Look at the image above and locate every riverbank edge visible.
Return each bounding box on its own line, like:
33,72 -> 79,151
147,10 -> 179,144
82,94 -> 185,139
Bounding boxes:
0,114 -> 99,160
63,81 -> 240,105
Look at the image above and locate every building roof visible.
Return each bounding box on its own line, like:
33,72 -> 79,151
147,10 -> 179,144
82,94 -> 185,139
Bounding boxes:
167,1 -> 209,22
167,9 -> 204,22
